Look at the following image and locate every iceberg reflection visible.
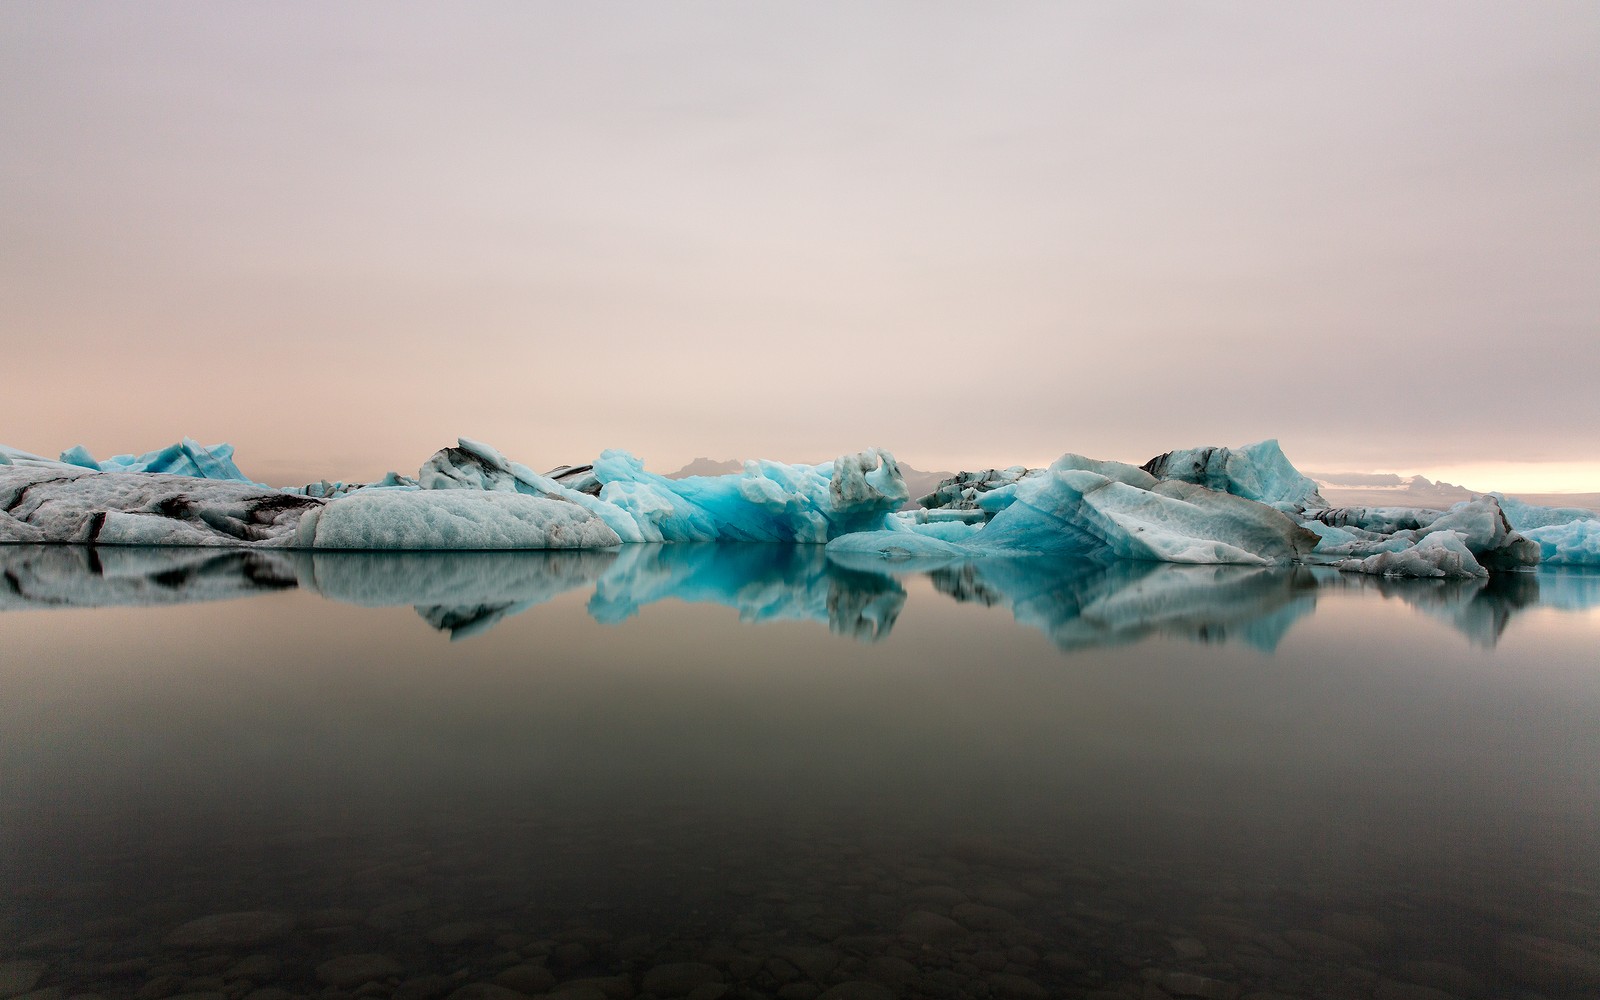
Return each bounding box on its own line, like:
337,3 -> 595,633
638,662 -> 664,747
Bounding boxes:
305,548 -> 619,640
4,543 -> 1596,649
589,544 -> 905,641
0,544 -> 297,609
1309,567 -> 1546,649
932,559 -> 1321,653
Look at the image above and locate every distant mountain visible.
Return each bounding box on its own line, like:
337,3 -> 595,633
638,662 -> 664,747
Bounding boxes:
667,457 -> 744,479
1308,472 -> 1476,508
898,463 -> 957,507
1308,471 -> 1600,513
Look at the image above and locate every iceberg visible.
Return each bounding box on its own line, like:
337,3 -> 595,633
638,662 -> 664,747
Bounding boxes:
0,463 -> 617,551
1522,520 -> 1600,567
1141,439 -> 1327,513
900,443 -> 1577,577
1302,496 -> 1540,576
915,466 -> 1039,512
417,439 -> 909,544
1496,494 -> 1598,532
587,446 -> 907,542
61,438 -> 255,482
835,453 -> 1318,567
1330,529 -> 1490,578
295,489 -> 620,550
4,433 -> 1595,574
1,465 -> 318,547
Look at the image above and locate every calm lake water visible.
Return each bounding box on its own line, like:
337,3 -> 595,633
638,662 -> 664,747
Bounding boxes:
2,544 -> 1599,1000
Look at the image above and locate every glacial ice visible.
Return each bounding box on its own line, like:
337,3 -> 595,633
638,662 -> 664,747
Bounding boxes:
991,462 -> 1318,564
587,446 -> 907,542
1522,521 -> 1600,567
61,438 -> 255,482
1302,496 -> 1540,576
417,439 -> 908,545
835,453 -> 1318,567
0,466 -> 317,547
0,463 -> 618,552
295,489 -> 622,551
915,466 -> 1038,511
1496,494 -> 1598,531
3,434 -> 1596,575
1332,529 -> 1490,578
1141,440 -> 1327,513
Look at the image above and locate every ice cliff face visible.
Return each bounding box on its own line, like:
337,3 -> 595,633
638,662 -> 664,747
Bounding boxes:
2,436 -> 1594,575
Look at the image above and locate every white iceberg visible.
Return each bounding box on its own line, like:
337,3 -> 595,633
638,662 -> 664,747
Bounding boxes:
295,489 -> 621,550
1331,529 -> 1490,578
0,462 -> 618,551
1303,495 -> 1540,575
1,465 -> 317,547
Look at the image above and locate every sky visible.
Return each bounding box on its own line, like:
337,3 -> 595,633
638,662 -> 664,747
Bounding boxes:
3,2 -> 1597,489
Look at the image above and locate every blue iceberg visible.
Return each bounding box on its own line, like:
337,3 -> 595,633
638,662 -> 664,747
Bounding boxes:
61,438 -> 255,482
1141,439 -> 1327,513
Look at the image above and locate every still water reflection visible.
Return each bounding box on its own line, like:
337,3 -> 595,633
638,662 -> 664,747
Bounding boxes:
2,545 -> 1598,1000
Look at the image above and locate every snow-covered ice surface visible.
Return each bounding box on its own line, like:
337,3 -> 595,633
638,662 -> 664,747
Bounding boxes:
5,436 -> 1597,573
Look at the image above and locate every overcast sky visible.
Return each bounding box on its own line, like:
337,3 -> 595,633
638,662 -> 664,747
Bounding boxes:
3,2 -> 1596,488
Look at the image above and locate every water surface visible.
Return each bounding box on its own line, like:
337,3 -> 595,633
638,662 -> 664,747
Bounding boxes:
3,545 -> 1598,999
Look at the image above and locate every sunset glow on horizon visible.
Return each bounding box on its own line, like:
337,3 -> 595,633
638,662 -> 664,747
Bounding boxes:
3,3 -> 1595,489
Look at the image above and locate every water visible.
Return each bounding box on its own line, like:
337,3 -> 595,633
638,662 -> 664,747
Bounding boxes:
2,544 -> 1599,1000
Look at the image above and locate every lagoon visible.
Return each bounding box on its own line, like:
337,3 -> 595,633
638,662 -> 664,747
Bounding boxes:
2,546 -> 1598,999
